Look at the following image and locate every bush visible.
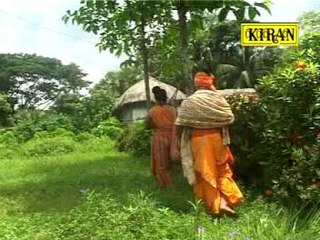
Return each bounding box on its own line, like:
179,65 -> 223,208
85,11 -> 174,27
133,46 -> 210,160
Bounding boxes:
227,94 -> 266,185
74,131 -> 97,142
34,128 -> 75,140
23,136 -> 76,157
116,121 -> 151,156
91,117 -> 124,140
14,110 -> 74,141
231,46 -> 320,203
0,94 -> 14,128
0,130 -> 18,144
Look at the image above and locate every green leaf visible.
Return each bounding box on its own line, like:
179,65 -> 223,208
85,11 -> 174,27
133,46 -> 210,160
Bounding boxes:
218,7 -> 230,22
232,9 -> 245,21
254,2 -> 272,15
248,6 -> 257,20
62,15 -> 69,24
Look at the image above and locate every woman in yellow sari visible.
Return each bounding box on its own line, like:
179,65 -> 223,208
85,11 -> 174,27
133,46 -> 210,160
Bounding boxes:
148,87 -> 177,188
176,69 -> 243,215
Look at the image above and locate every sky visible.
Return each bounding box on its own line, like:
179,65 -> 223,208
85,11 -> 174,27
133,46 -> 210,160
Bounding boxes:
0,0 -> 319,85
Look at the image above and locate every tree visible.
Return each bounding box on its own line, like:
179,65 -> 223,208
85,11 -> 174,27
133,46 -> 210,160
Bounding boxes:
63,0 -> 270,98
63,0 -> 172,112
193,19 -> 284,88
0,53 -> 89,110
53,90 -> 115,131
94,67 -> 141,98
298,10 -> 320,33
147,1 -> 271,92
52,67 -> 140,130
171,0 -> 271,93
296,10 -> 320,64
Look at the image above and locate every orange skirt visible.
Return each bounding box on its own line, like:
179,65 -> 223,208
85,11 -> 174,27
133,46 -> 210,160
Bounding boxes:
191,129 -> 244,214
151,130 -> 173,187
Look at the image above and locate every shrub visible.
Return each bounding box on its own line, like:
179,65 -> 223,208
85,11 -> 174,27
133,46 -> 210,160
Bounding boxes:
227,94 -> 266,185
14,110 -> 74,141
0,130 -> 18,144
74,131 -> 97,142
231,46 -> 320,202
91,117 -> 124,140
23,136 -> 76,157
116,121 -> 151,156
34,128 -> 75,140
0,93 -> 14,128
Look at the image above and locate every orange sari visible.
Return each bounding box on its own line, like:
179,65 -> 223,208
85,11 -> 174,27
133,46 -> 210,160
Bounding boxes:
191,129 -> 244,214
149,105 -> 176,187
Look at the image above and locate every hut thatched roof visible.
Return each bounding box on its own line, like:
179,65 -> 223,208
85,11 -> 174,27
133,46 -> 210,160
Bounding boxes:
117,77 -> 186,107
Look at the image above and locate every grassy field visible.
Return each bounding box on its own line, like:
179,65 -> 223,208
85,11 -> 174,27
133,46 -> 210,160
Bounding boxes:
0,134 -> 319,240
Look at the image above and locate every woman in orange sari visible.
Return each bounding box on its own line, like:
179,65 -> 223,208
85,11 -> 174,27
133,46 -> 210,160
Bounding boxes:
176,69 -> 244,215
147,87 -> 177,188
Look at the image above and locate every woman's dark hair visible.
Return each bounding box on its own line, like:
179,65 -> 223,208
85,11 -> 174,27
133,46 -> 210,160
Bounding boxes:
152,86 -> 161,94
153,88 -> 167,103
193,65 -> 212,76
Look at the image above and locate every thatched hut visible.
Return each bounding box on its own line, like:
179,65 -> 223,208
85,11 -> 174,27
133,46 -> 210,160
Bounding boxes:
116,77 -> 186,122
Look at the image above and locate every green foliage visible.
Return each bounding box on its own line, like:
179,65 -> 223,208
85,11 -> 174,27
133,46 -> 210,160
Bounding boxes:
94,67 -> 141,98
227,94 -> 264,185
52,92 -> 115,131
0,93 -> 14,127
300,32 -> 320,64
0,53 -> 89,109
63,1 -> 270,93
14,109 -> 74,141
191,18 -> 284,89
0,128 -> 110,162
0,130 -> 18,145
73,131 -> 97,142
91,117 -> 124,139
52,93 -> 83,116
63,0 -> 172,61
0,133 -> 319,239
256,53 -> 320,202
23,136 -> 76,157
79,91 -> 116,130
150,14 -> 279,90
116,121 -> 151,156
230,43 -> 320,202
298,10 -> 320,33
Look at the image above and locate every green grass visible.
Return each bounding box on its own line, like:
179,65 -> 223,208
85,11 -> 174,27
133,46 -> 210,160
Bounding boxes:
0,135 -> 319,239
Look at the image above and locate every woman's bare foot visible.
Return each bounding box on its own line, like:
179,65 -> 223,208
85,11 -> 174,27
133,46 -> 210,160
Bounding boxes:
220,205 -> 236,214
220,197 -> 236,215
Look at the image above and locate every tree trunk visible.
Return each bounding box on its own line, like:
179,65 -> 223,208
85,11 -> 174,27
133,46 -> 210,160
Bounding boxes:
139,15 -> 151,112
177,0 -> 193,95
